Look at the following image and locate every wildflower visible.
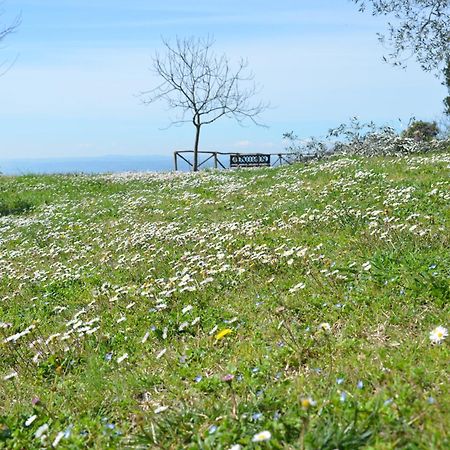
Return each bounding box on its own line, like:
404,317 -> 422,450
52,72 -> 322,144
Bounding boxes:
289,282 -> 305,293
52,431 -> 65,447
31,397 -> 41,406
25,415 -> 37,427
229,445 -> 242,450
357,380 -> 364,389
154,406 -> 169,414
208,425 -> 218,434
209,325 -> 218,335
336,377 -> 344,385
252,430 -> 271,442
222,374 -> 235,383
340,391 -> 347,402
3,371 -> 18,381
35,423 -> 49,439
64,424 -> 74,438
182,305 -> 193,314
427,396 -> 436,404
300,397 -> 316,409
117,353 -> 128,363
156,348 -> 167,359
194,375 -> 203,383
429,326 -> 448,344
141,332 -> 150,344
215,328 -> 232,340
178,322 -> 189,331
318,322 -> 331,332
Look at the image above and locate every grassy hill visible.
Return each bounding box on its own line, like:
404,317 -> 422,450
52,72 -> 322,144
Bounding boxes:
0,153 -> 449,449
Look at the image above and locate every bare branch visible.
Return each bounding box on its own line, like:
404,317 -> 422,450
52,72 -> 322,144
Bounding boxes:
0,12 -> 21,43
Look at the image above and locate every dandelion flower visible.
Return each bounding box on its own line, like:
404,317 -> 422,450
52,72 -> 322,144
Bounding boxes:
252,430 -> 271,442
429,326 -> 448,344
215,328 -> 232,340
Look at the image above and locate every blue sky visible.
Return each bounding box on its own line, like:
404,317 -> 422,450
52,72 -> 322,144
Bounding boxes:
0,0 -> 446,159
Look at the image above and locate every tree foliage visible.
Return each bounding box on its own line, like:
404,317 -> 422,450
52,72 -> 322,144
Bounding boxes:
402,119 -> 440,140
142,36 -> 267,171
352,0 -> 450,73
444,59 -> 450,115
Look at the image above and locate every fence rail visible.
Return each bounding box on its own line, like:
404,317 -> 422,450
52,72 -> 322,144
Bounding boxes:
173,151 -> 295,171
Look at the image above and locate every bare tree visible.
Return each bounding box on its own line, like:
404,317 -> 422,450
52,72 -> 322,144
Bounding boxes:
142,36 -> 268,171
352,1 -> 450,73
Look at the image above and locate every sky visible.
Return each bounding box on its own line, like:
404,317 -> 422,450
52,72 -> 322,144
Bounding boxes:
0,0 -> 447,160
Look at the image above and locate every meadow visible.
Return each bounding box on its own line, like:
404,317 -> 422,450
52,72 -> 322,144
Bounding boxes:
0,152 -> 449,449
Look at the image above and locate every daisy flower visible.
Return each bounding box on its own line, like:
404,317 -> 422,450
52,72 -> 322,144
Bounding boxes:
252,430 -> 271,442
318,322 -> 331,332
429,326 -> 448,344
300,397 -> 316,409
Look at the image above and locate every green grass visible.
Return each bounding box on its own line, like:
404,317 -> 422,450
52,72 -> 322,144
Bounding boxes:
0,153 -> 449,449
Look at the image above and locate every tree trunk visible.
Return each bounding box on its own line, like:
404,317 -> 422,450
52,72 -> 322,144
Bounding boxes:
193,124 -> 201,172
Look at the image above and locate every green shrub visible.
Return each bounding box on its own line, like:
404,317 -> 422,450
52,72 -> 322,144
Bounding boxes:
402,120 -> 439,142
0,198 -> 33,216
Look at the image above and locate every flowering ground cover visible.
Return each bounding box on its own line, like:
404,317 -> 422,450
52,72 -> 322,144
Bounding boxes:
0,153 -> 449,449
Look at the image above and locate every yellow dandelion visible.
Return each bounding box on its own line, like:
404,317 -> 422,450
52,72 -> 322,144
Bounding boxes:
215,328 -> 233,340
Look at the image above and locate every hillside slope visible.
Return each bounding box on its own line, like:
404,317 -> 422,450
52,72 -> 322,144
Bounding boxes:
0,153 -> 449,449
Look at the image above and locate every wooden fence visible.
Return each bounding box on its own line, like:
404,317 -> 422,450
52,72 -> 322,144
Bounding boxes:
173,151 -> 294,171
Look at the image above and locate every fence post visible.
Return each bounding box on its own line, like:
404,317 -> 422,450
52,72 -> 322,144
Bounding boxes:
174,152 -> 178,171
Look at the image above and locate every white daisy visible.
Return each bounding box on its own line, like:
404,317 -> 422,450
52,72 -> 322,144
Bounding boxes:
429,326 -> 448,344
25,415 -> 37,427
252,430 -> 271,442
